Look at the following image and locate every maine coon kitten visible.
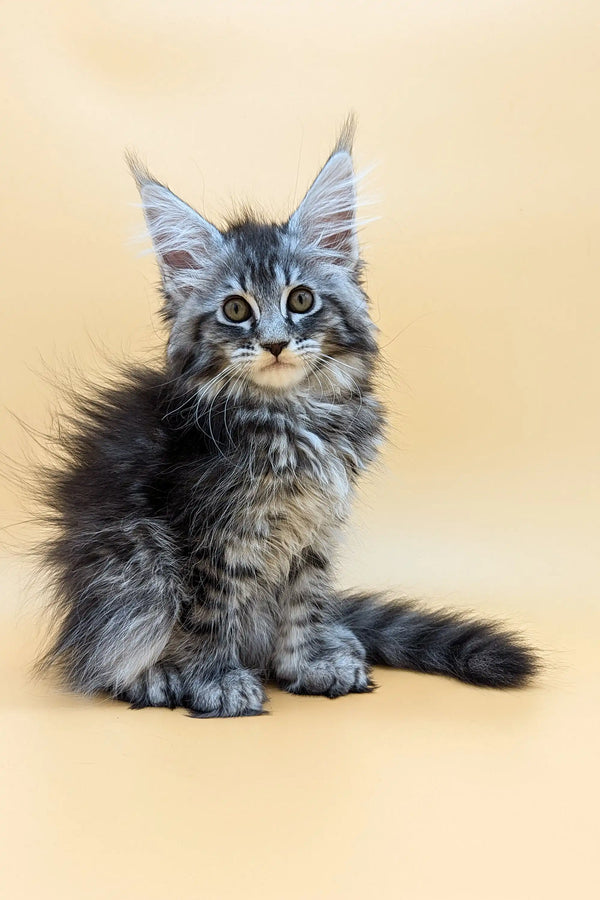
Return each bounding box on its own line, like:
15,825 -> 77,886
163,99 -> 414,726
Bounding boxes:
37,123 -> 537,717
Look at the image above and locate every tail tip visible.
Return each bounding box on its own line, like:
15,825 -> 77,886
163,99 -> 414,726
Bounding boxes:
463,634 -> 539,689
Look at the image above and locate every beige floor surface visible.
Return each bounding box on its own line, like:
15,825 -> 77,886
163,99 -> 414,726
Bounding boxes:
2,557 -> 598,899
2,2 -> 599,898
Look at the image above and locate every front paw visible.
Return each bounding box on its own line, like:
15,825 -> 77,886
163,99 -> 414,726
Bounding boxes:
287,657 -> 373,698
281,627 -> 373,698
186,668 -> 267,718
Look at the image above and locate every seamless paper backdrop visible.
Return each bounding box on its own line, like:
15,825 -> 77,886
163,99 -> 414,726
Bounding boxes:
1,3 -> 599,899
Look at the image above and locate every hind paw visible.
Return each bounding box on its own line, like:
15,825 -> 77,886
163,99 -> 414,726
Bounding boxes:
114,662 -> 184,709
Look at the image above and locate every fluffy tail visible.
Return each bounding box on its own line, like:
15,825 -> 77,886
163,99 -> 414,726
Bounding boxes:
336,593 -> 538,688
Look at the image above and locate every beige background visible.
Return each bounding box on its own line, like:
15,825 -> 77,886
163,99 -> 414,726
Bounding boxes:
1,2 -> 599,898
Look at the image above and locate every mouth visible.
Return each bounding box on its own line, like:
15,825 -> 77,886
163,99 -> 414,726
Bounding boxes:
251,355 -> 306,389
262,358 -> 295,370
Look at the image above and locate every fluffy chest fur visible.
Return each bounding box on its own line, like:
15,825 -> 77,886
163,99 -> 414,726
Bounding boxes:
175,392 -> 384,586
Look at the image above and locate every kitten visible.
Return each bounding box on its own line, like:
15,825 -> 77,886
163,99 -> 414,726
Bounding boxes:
37,122 -> 537,716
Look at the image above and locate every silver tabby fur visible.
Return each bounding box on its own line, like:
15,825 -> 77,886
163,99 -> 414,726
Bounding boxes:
37,122 -> 537,716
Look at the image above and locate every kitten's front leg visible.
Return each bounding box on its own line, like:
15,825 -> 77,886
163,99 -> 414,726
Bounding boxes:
273,550 -> 372,698
176,554 -> 268,717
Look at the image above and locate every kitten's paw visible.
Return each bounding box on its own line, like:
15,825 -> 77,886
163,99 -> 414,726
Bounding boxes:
114,663 -> 184,710
282,627 -> 373,698
186,668 -> 267,718
287,656 -> 373,698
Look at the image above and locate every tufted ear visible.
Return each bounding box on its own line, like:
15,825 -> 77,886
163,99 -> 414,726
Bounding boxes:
127,152 -> 223,281
288,124 -> 359,268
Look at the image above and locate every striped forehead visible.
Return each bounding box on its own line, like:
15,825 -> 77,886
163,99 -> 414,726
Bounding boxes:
223,222 -> 295,298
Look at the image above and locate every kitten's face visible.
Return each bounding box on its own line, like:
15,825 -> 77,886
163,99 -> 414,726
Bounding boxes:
131,128 -> 377,400
166,222 -> 376,398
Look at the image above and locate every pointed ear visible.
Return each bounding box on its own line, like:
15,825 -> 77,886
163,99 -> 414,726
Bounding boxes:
289,148 -> 358,267
127,152 -> 223,277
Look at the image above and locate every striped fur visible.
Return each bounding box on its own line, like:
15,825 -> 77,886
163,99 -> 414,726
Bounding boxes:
36,125 -> 537,716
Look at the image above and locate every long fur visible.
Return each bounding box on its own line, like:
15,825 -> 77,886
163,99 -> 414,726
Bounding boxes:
35,124 -> 538,716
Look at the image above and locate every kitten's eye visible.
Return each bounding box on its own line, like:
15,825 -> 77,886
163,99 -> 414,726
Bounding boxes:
287,287 -> 315,314
223,296 -> 252,323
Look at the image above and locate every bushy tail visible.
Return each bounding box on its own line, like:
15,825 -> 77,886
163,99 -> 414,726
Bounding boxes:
335,593 -> 538,688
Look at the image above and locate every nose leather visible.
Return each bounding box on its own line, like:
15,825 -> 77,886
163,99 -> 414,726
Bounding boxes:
262,341 -> 289,358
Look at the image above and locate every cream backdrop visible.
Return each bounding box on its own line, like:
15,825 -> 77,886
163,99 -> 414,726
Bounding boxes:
1,2 -> 598,898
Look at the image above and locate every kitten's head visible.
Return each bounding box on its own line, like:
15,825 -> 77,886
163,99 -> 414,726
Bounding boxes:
129,121 -> 377,402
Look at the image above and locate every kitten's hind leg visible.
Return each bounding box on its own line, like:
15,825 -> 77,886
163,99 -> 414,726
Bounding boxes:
39,519 -> 184,698
115,544 -> 271,718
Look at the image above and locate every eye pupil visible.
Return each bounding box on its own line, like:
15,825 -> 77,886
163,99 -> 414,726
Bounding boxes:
288,287 -> 314,314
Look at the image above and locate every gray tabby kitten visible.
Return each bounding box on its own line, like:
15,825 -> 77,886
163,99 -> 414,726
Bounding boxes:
37,123 -> 536,716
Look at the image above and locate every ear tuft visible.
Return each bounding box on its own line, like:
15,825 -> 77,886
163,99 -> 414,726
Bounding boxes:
332,113 -> 356,156
125,150 -> 153,190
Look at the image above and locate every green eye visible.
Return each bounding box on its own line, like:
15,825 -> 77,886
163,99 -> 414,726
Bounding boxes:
287,287 -> 315,314
223,296 -> 252,323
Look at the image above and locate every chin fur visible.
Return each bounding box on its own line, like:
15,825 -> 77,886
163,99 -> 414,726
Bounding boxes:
250,361 -> 307,390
